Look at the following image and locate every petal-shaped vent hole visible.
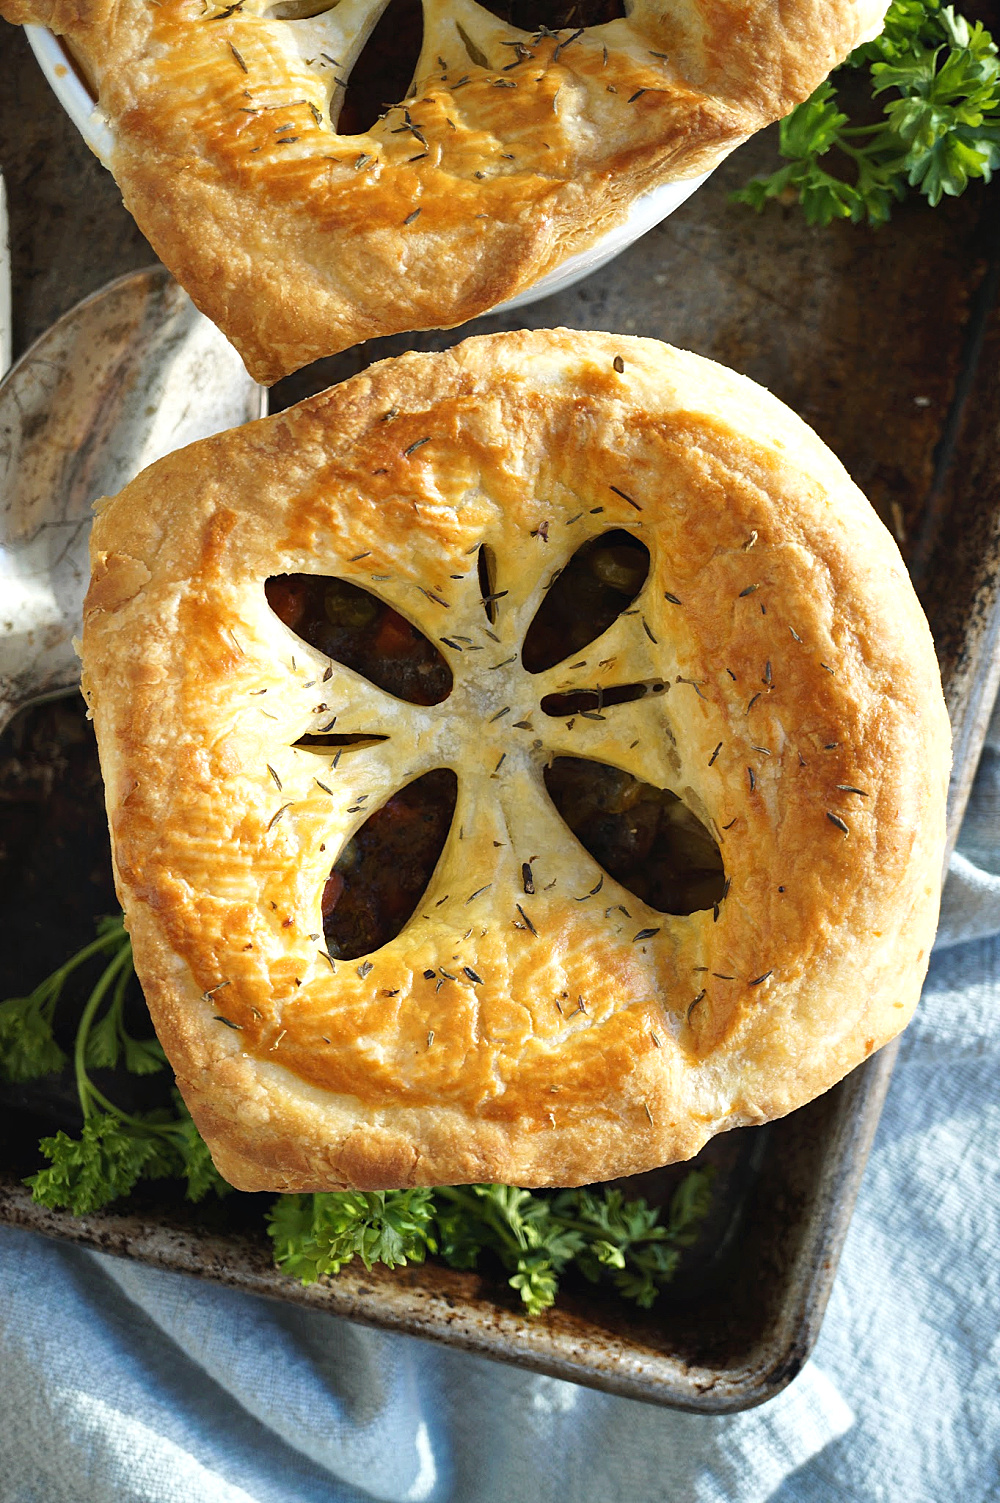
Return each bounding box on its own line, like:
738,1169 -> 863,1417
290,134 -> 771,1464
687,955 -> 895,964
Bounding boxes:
544,758 -> 725,915
541,682 -> 654,717
477,0 -> 625,27
265,574 -> 452,705
295,733 -> 388,750
336,0 -> 424,135
455,22 -> 489,68
323,768 -> 457,958
266,0 -> 337,19
522,530 -> 649,674
477,543 -> 505,624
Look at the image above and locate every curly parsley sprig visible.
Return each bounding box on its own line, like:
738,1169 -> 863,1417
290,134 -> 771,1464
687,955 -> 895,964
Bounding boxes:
4,916 -> 714,1313
735,1 -> 1000,226
0,914 -> 128,1082
0,915 -> 230,1214
268,1173 -> 715,1317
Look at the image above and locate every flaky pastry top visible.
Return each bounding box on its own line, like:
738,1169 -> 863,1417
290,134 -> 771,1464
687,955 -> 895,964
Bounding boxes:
5,0 -> 887,379
81,330 -> 949,1191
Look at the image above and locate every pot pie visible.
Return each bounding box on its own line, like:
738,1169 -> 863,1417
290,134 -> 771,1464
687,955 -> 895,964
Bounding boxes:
81,329 -> 950,1192
5,0 -> 888,381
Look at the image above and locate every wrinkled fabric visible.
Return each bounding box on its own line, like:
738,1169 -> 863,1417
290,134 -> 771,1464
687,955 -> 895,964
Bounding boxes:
3,712 -> 1000,1503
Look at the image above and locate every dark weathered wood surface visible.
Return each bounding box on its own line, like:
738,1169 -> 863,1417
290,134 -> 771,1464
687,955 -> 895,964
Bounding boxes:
1,15 -> 998,1410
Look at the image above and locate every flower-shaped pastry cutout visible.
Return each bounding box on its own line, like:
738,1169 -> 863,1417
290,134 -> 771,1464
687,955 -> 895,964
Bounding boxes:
265,531 -> 726,959
81,331 -> 949,1191
3,0 -> 889,379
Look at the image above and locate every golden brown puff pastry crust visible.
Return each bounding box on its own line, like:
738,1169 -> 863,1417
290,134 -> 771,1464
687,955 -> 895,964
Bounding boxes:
81,330 -> 950,1192
5,0 -> 888,380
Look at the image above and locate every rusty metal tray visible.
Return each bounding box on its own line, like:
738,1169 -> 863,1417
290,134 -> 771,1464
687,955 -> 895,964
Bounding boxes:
2,22 -> 999,1412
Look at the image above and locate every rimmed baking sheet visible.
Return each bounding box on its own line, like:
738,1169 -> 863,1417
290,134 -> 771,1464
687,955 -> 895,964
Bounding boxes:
1,23 -> 998,1411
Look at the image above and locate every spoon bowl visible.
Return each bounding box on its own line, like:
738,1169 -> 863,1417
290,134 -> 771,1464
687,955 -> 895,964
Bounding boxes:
0,265 -> 265,732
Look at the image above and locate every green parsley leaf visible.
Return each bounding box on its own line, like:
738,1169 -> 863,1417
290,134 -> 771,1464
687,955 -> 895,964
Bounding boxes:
168,1101 -> 233,1203
0,992 -> 67,1082
268,1190 -> 437,1282
0,915 -> 129,1084
508,1251 -> 560,1317
667,1162 -> 716,1241
26,1113 -> 165,1215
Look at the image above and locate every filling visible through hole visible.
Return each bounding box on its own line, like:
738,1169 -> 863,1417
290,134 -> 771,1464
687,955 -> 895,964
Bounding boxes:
337,0 -> 424,135
541,682 -> 651,717
477,542 -> 501,624
296,733 -> 388,749
544,758 -> 725,915
266,574 -> 452,705
478,0 -> 626,26
522,530 -> 649,673
323,769 -> 457,958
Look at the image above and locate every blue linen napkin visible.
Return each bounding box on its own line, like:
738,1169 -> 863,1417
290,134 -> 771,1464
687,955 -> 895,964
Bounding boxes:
2,712 -> 1000,1503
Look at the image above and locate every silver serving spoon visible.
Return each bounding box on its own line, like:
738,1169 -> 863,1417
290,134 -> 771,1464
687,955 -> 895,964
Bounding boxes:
0,264 -> 266,733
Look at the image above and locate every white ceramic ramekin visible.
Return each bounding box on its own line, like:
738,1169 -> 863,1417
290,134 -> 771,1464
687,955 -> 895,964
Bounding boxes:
25,27 -> 115,163
25,24 -> 709,314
